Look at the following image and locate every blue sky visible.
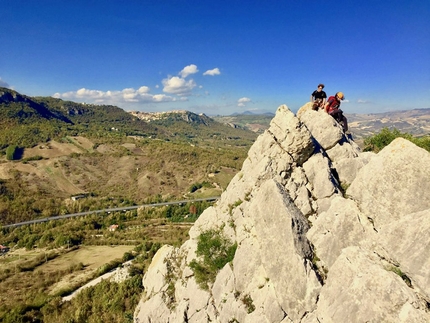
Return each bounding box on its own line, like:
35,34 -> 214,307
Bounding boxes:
1,1 -> 429,116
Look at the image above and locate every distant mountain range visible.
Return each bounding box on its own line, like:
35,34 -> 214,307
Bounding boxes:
215,108 -> 430,139
230,110 -> 275,116
347,109 -> 430,138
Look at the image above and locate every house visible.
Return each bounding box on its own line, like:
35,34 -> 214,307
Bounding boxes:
108,224 -> 119,232
0,245 -> 10,254
71,194 -> 87,201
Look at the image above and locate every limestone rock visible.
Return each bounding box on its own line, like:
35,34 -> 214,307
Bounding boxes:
297,104 -> 343,150
268,105 -> 315,166
347,138 -> 430,229
307,196 -> 375,269
378,209 -> 430,296
135,105 -> 430,323
304,247 -> 430,323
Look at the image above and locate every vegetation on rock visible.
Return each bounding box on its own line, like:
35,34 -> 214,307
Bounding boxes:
189,228 -> 237,290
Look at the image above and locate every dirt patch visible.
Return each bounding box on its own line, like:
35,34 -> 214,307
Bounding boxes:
37,245 -> 134,272
96,144 -> 114,154
70,136 -> 95,151
121,143 -> 136,150
22,141 -> 79,159
35,245 -> 135,295
22,136 -> 94,159
0,157 -> 84,195
0,248 -> 42,267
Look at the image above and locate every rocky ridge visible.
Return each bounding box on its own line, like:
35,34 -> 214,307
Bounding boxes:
134,103 -> 430,322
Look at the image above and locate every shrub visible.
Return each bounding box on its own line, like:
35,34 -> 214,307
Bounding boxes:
188,181 -> 213,193
122,251 -> 134,262
387,265 -> 412,287
189,229 -> 237,290
22,155 -> 44,162
5,145 -> 18,160
241,294 -> 256,313
97,259 -> 122,276
363,128 -> 430,153
410,135 -> 430,152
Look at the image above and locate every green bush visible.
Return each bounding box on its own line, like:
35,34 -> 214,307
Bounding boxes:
5,145 -> 18,160
189,181 -> 212,193
410,136 -> 430,152
97,259 -> 122,276
241,294 -> 256,313
22,155 -> 44,163
189,229 -> 237,290
363,128 -> 430,153
122,251 -> 134,262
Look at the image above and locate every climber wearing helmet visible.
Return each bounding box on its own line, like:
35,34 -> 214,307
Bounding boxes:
310,84 -> 327,110
325,92 -> 348,132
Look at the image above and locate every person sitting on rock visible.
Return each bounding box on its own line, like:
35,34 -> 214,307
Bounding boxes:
325,92 -> 348,132
310,84 -> 327,110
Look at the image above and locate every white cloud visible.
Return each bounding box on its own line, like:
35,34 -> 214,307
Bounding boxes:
162,76 -> 196,95
138,86 -> 150,94
180,64 -> 199,78
237,97 -> 251,107
0,77 -> 10,88
153,94 -> 175,102
357,99 -> 369,104
52,86 -> 175,104
49,64 -> 216,109
203,68 -> 221,76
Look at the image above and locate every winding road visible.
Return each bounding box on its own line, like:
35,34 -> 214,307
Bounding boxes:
2,197 -> 219,228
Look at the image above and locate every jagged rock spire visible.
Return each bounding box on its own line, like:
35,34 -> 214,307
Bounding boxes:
135,104 -> 430,323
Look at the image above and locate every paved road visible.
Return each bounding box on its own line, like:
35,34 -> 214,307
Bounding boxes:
2,197 -> 219,228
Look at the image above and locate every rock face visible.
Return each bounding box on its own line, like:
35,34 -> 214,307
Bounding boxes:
134,103 -> 430,323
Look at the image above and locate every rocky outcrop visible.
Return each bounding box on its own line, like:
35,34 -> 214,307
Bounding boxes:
134,103 -> 430,322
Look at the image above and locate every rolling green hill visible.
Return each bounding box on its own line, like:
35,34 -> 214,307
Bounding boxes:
0,87 -> 257,151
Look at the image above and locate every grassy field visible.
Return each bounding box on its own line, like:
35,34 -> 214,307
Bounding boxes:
0,245 -> 132,310
38,245 -> 135,295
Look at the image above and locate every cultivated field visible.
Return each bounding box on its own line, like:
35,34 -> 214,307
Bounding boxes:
0,245 -> 135,310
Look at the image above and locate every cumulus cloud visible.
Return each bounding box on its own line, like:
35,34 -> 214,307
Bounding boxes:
162,76 -> 196,95
180,64 -> 199,78
52,86 -> 175,104
237,97 -> 251,107
50,64 -> 218,109
203,68 -> 221,76
0,77 -> 10,88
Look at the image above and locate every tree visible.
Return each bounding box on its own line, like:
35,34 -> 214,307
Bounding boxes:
5,145 -> 18,160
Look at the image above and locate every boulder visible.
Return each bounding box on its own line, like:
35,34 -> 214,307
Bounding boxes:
347,138 -> 430,229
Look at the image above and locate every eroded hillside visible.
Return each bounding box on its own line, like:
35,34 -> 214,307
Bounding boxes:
0,136 -> 246,225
